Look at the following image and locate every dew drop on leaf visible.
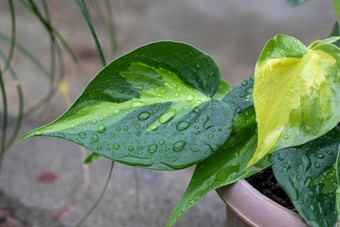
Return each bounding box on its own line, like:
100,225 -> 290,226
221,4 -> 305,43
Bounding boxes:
159,140 -> 165,145
159,109 -> 176,124
123,126 -> 129,131
173,140 -> 186,152
97,124 -> 106,133
91,134 -> 99,142
131,101 -> 145,107
113,143 -> 120,150
245,87 -> 253,94
148,144 -> 158,153
315,162 -> 321,168
316,154 -> 325,159
235,107 -> 242,114
128,146 -> 134,151
138,111 -> 151,121
186,95 -> 194,101
241,80 -> 248,86
116,126 -> 121,131
176,121 -> 190,131
135,123 -> 141,129
79,132 -> 86,138
208,133 -> 214,139
193,107 -> 200,113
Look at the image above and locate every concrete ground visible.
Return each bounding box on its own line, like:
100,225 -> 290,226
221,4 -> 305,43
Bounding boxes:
0,0 -> 338,226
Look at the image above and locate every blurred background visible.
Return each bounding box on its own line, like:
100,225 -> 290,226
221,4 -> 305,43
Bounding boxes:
0,0 -> 338,226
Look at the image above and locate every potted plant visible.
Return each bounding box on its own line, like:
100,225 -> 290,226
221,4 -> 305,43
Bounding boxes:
13,1 -> 340,227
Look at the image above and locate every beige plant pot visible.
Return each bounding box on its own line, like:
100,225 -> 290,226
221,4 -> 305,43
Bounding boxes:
216,179 -> 308,227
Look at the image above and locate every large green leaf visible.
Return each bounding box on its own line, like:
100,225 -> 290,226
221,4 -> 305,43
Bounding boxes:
272,127 -> 340,227
167,78 -> 272,227
20,41 -> 234,170
246,35 -> 340,169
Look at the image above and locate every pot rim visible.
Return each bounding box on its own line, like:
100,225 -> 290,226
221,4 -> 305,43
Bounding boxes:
216,179 -> 308,227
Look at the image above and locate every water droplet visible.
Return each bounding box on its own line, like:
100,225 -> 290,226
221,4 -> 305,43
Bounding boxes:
186,95 -> 194,102
116,126 -> 121,131
316,154 -> 325,159
327,150 -> 334,155
97,124 -> 106,133
92,119 -> 97,124
131,101 -> 145,107
138,111 -> 151,121
97,146 -> 102,150
283,134 -> 289,140
208,133 -> 214,139
241,80 -> 248,86
159,140 -> 165,145
173,141 -> 186,152
91,134 -> 99,142
148,144 -> 158,153
123,126 -> 129,131
235,107 -> 242,114
135,123 -> 141,129
193,107 -> 200,113
315,162 -> 321,168
159,109 -> 176,124
176,121 -> 190,131
239,93 -> 246,98
208,143 -> 219,152
245,87 -> 253,94
113,109 -> 120,114
113,144 -> 120,150
128,146 -> 134,151
79,132 -> 86,138
297,175 -> 302,180
118,88 -> 124,93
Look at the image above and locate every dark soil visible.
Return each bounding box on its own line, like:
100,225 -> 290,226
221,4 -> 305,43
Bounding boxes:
245,167 -> 297,212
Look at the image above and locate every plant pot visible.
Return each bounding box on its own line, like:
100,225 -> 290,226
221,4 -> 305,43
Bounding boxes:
216,179 -> 308,227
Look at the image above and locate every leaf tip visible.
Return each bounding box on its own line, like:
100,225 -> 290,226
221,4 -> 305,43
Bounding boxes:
17,130 -> 43,143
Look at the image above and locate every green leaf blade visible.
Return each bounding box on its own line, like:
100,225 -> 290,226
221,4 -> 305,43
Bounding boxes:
247,35 -> 340,168
20,41 -> 233,170
272,127 -> 340,227
167,78 -> 271,226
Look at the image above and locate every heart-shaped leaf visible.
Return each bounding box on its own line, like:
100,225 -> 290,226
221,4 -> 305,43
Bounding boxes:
20,41 -> 234,170
246,35 -> 340,169
167,78 -> 272,226
272,127 -> 340,227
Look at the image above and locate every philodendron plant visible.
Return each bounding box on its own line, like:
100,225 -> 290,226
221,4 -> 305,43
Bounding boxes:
20,22 -> 340,226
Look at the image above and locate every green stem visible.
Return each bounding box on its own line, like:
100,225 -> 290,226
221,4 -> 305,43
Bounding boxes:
0,67 -> 7,171
75,0 -> 107,66
2,0 -> 16,74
